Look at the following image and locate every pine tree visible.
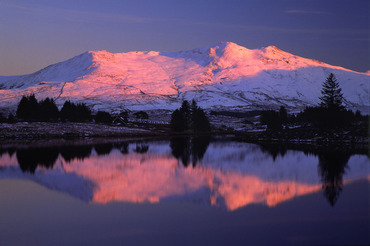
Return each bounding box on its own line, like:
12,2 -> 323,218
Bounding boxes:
39,98 -> 59,121
319,73 -> 344,111
192,107 -> 211,132
16,94 -> 39,121
60,101 -> 91,122
191,100 -> 210,132
60,101 -> 76,122
180,100 -> 191,130
76,103 -> 92,122
170,100 -> 210,132
170,109 -> 185,132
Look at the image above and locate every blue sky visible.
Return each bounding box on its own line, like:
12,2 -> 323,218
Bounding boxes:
0,0 -> 369,75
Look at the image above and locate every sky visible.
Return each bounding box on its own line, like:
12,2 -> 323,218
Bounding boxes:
0,0 -> 369,75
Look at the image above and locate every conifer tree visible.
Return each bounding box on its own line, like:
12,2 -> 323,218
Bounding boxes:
191,100 -> 210,132
60,101 -> 91,122
39,98 -> 59,121
180,100 -> 191,130
60,101 -> 76,122
319,73 -> 344,110
170,109 -> 185,132
16,94 -> 39,121
170,100 -> 210,132
192,107 -> 211,132
76,103 -> 92,122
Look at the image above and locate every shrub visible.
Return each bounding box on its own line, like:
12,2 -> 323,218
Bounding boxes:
95,111 -> 112,124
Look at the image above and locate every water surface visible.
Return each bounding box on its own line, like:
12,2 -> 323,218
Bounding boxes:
0,138 -> 369,245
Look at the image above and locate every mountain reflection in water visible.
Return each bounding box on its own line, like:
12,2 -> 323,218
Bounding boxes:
0,139 -> 368,210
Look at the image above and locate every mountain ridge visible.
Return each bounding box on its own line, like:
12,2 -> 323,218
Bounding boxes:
0,42 -> 368,113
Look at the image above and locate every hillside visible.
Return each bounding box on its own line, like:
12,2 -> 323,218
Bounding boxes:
0,42 -> 368,113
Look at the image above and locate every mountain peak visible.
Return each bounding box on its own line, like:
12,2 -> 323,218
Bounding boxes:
0,42 -> 368,114
214,41 -> 244,49
262,45 -> 293,57
208,41 -> 251,54
264,45 -> 281,51
87,50 -> 116,62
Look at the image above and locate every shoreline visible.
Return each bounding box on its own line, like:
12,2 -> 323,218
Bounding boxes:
0,122 -> 368,145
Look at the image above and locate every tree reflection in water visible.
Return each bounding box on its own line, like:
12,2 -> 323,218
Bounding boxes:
10,141 -> 135,173
134,143 -> 149,154
317,150 -> 350,207
0,147 -> 17,159
16,147 -> 59,173
258,144 -> 287,161
114,142 -> 129,154
170,136 -> 210,167
60,145 -> 93,162
259,143 -> 352,207
0,148 -> 8,157
4,139 -> 365,207
94,143 -> 114,156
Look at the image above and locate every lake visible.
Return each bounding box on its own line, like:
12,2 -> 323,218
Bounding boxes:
0,137 -> 369,246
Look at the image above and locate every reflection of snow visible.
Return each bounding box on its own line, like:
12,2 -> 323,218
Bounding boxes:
0,154 -> 94,201
0,142 -> 369,211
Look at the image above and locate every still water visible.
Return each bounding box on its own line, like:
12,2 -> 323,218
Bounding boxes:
0,137 -> 369,246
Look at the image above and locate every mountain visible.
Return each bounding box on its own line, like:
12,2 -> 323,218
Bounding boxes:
0,42 -> 368,113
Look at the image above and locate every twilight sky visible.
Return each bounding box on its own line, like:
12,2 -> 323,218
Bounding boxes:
0,0 -> 369,75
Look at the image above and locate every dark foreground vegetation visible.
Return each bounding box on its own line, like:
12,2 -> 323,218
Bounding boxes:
170,100 -> 210,133
15,95 -> 93,122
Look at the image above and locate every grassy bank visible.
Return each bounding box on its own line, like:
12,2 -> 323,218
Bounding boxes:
0,122 -> 368,146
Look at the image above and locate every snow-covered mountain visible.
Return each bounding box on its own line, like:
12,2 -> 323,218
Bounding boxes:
0,42 -> 368,113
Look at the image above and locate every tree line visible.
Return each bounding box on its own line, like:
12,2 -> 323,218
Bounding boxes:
5,94 -> 117,124
260,73 -> 367,130
0,93 -> 158,126
15,94 -> 93,122
170,100 -> 211,132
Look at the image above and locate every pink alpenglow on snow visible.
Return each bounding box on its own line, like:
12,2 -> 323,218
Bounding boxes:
0,42 -> 368,113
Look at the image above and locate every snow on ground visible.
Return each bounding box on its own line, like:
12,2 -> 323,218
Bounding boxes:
0,42 -> 368,114
0,122 -> 150,138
